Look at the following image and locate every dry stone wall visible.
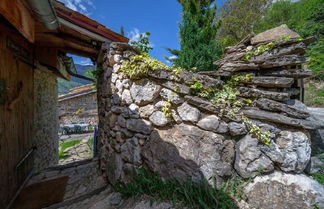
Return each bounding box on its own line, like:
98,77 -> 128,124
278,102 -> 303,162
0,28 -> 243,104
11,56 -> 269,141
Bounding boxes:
97,26 -> 324,209
59,91 -> 98,125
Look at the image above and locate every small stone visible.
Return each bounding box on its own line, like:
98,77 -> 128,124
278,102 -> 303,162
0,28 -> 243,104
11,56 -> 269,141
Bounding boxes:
126,119 -> 152,135
171,109 -> 182,124
115,79 -> 123,93
113,64 -> 121,73
216,121 -> 229,134
111,73 -> 118,83
111,94 -> 121,105
122,79 -> 131,89
139,104 -> 156,118
197,115 -> 220,132
154,101 -> 166,109
160,88 -> 183,104
114,54 -> 123,63
177,102 -> 200,123
149,111 -> 169,127
130,80 -> 161,106
129,103 -> 139,112
121,89 -> 133,105
121,138 -> 142,165
116,132 -> 124,143
139,138 -> 146,145
117,115 -> 126,128
229,122 -> 247,136
111,106 -> 125,114
108,112 -> 118,128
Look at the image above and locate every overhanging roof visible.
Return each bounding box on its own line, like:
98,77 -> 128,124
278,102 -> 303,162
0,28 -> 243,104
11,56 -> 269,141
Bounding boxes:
52,0 -> 128,43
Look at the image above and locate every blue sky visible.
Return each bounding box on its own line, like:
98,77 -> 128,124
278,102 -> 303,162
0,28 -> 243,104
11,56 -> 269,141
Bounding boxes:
59,0 -> 184,65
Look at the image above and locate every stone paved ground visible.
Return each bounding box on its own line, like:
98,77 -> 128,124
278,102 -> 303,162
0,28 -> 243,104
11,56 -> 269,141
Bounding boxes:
57,187 -> 185,209
59,133 -> 94,165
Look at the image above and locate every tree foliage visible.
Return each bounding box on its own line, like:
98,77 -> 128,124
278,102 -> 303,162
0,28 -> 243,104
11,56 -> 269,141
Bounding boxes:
130,32 -> 153,53
217,0 -> 271,47
170,0 -> 222,72
253,0 -> 324,37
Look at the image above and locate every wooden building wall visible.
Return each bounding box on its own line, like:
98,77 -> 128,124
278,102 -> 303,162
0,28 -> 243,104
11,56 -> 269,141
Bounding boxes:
0,21 -> 35,208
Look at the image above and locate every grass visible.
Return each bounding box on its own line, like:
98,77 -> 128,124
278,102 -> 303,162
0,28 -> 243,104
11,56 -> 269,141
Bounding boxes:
58,139 -> 82,160
114,168 -> 238,209
312,173 -> 324,185
304,80 -> 324,107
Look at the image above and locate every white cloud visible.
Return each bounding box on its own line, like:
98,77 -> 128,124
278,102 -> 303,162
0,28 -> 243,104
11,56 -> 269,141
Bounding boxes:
128,28 -> 141,43
128,28 -> 154,48
168,55 -> 177,60
78,58 -> 93,66
58,0 -> 95,15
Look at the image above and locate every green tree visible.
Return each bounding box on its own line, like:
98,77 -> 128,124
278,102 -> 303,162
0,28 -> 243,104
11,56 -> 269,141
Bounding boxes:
130,32 -> 153,53
217,0 -> 271,47
120,26 -> 125,36
253,0 -> 324,37
169,0 -> 222,72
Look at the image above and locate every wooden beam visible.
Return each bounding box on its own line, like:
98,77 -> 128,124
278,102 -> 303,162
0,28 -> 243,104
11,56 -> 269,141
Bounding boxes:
35,33 -> 98,58
0,0 -> 35,43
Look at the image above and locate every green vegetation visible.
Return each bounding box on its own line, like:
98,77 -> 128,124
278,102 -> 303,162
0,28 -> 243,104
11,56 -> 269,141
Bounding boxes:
59,139 -> 82,160
243,118 -> 272,145
306,39 -> 324,80
189,74 -> 271,145
87,137 -> 94,158
168,0 -> 222,72
161,101 -> 172,120
130,32 -> 153,53
114,168 -> 238,209
304,81 -> 324,107
220,175 -> 253,201
217,0 -> 271,46
253,0 -> 323,38
57,78 -> 85,95
241,42 -> 277,61
120,53 -> 168,79
312,173 -> 324,185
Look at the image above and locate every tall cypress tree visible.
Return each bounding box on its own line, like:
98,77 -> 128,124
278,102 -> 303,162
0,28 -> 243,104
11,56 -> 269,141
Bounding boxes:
170,0 -> 222,72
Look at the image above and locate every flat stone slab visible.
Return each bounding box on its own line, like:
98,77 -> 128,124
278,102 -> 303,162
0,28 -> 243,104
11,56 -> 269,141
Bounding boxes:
251,24 -> 300,45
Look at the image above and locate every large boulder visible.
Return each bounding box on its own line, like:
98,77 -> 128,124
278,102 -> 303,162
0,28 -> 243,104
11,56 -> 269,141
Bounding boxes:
142,124 -> 233,181
235,135 -> 274,178
244,171 -> 324,209
261,131 -> 311,173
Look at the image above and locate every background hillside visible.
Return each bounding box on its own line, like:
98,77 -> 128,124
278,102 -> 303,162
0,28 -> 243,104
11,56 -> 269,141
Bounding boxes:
58,64 -> 95,95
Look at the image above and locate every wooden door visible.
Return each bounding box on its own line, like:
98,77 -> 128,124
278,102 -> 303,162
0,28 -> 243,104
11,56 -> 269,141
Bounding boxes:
0,21 -> 34,208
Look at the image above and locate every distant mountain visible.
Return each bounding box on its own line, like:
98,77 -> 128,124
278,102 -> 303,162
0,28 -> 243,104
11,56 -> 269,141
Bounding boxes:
58,64 -> 95,95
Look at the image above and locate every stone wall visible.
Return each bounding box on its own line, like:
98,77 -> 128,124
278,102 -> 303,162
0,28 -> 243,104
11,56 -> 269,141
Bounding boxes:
33,65 -> 59,172
59,91 -> 98,125
97,26 -> 324,208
